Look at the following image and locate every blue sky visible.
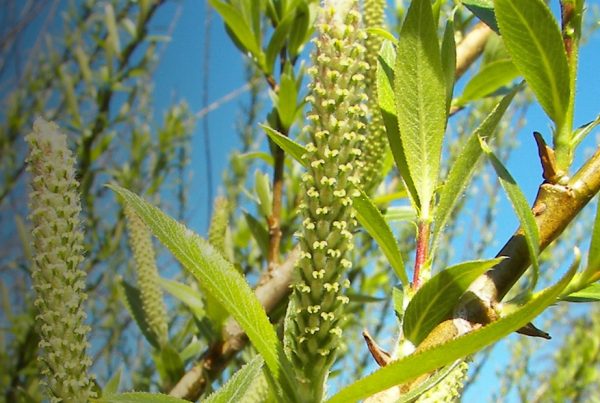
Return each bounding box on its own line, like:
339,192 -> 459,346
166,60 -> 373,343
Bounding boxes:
150,0 -> 600,400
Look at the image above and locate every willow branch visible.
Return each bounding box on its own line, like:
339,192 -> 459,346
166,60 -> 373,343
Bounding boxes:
455,22 -> 493,80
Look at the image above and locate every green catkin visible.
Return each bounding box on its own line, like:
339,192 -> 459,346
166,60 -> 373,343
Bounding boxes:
359,0 -> 388,193
124,204 -> 169,347
207,196 -> 229,259
288,0 -> 368,399
415,360 -> 469,403
26,118 -> 95,403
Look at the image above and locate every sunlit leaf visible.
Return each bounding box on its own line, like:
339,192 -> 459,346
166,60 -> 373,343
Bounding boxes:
432,89 -> 517,254
327,262 -> 577,402
261,124 -> 307,167
203,356 -> 264,403
353,189 -> 409,286
462,0 -> 499,33
403,258 -> 503,345
377,41 -> 420,208
456,59 -> 519,106
562,283 -> 600,302
394,0 -> 446,218
479,140 -> 540,284
108,185 -> 297,401
495,0 -> 570,127
94,392 -> 187,403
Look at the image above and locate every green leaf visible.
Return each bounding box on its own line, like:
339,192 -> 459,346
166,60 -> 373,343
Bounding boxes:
455,59 -> 519,106
353,189 -> 409,286
377,41 -> 420,208
261,124 -> 307,167
479,140 -> 540,284
108,185 -> 296,401
93,392 -> 188,403
203,356 -> 264,403
102,367 -> 122,396
366,27 -> 398,44
572,113 -> 600,148
384,206 -> 416,223
462,0 -> 499,33
394,0 -> 447,218
495,0 -> 570,127
154,344 -> 184,389
587,198 -> 600,272
244,211 -> 270,258
432,89 -> 517,254
562,283 -> 600,302
209,0 -> 264,64
265,13 -> 294,74
440,19 -> 456,114
403,258 -> 504,345
118,279 -> 160,349
327,262 -> 577,403
159,278 -> 205,319
276,72 -> 298,130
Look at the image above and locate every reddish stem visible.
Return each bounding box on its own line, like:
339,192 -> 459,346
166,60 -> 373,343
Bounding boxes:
412,220 -> 430,290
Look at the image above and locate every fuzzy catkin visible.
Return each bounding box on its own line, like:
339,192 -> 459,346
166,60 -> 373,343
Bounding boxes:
288,0 -> 368,398
124,204 -> 169,347
359,0 -> 388,192
26,118 -> 95,403
415,360 -> 469,403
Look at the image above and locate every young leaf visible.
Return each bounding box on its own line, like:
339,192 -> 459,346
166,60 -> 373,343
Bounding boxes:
403,258 -> 504,345
562,283 -> 600,303
93,392 -> 188,403
495,0 -> 570,127
377,41 -> 419,208
396,360 -> 463,403
261,124 -> 307,167
118,279 -> 160,350
432,89 -> 517,254
159,278 -> 206,319
587,199 -> 600,271
327,262 -> 577,402
265,13 -> 294,74
462,0 -> 499,33
108,185 -> 296,401
203,356 -> 264,403
243,211 -> 270,258
353,189 -> 409,286
455,59 -> 519,106
394,0 -> 447,218
209,1 -> 263,65
276,71 -> 298,130
102,367 -> 122,396
440,19 -> 456,114
479,140 -> 540,284
154,345 -> 184,389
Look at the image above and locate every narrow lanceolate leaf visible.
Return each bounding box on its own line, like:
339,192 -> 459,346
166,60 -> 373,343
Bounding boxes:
327,262 -> 577,403
395,0 -> 447,218
159,278 -> 205,319
93,392 -> 188,403
377,41 -> 419,208
587,200 -> 600,271
261,124 -> 307,167
432,89 -> 517,254
562,283 -> 600,303
480,140 -> 540,282
455,59 -> 519,106
209,0 -> 263,63
108,185 -> 296,400
353,189 -> 409,286
440,19 -> 456,114
203,356 -> 264,403
403,258 -> 504,345
495,0 -> 570,127
462,0 -> 499,33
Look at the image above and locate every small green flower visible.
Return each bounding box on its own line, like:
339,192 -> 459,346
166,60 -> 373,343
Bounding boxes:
26,118 -> 95,403
288,0 -> 368,399
124,204 -> 169,347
